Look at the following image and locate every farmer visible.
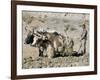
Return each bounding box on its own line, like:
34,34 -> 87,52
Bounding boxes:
78,23 -> 87,55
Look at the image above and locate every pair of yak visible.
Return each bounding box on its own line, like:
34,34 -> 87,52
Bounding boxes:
25,30 -> 82,58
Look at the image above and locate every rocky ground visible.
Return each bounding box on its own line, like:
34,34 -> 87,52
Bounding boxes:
23,53 -> 89,69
